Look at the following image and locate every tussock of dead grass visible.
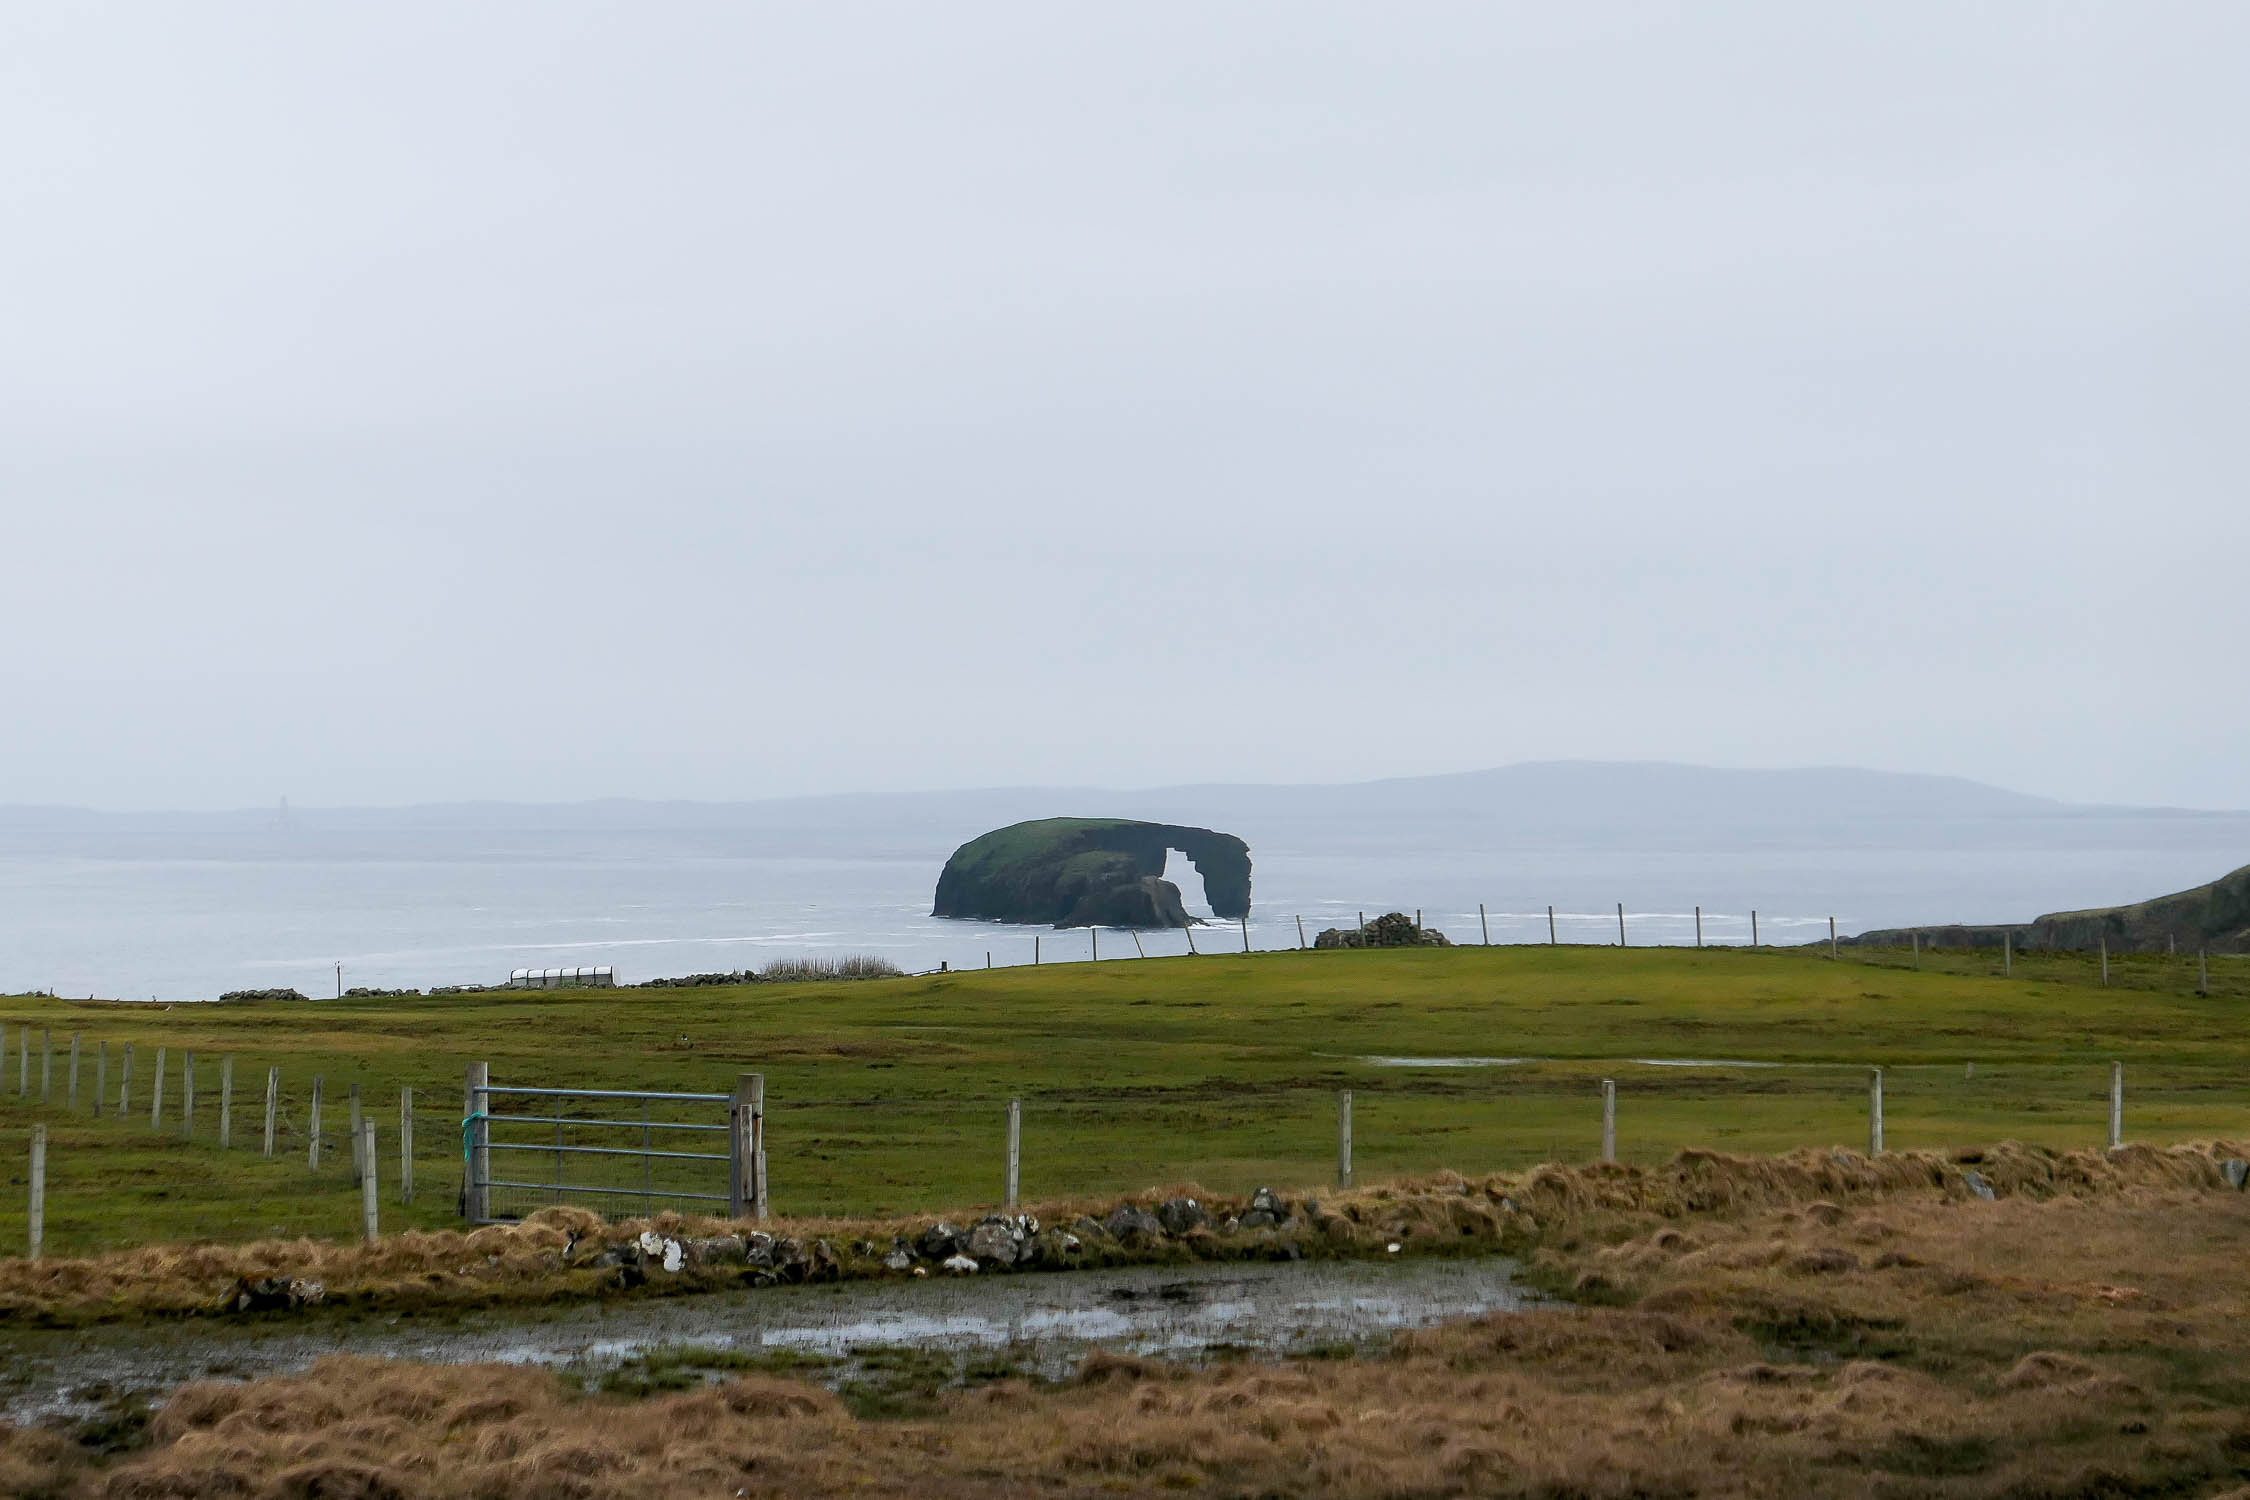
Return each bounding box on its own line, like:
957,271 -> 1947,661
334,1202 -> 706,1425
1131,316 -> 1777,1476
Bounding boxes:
3,1137 -> 2247,1326
18,1166 -> 2250,1497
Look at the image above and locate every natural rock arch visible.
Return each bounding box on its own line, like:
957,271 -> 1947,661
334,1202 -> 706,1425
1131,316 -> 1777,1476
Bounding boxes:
932,818 -> 1252,929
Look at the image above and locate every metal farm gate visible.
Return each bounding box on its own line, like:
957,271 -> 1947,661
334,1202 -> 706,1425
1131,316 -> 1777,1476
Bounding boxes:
460,1063 -> 767,1224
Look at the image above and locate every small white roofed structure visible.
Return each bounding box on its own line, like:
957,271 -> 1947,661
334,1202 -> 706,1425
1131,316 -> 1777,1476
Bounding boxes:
508,966 -> 616,989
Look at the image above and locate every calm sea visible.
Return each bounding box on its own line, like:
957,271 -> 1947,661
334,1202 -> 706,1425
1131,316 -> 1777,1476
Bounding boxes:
4,814 -> 2243,1001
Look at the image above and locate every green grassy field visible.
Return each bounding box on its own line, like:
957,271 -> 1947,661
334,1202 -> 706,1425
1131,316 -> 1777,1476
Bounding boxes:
0,942 -> 2243,1258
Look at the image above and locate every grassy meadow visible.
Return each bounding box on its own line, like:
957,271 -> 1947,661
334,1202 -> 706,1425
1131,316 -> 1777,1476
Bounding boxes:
0,941 -> 2244,1257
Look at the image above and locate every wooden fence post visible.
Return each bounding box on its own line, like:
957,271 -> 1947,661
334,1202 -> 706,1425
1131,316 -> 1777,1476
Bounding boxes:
349,1084 -> 365,1186
308,1075 -> 324,1172
182,1051 -> 195,1137
68,1034 -> 79,1111
1337,1090 -> 1353,1189
1868,1068 -> 1884,1154
750,1073 -> 767,1220
1005,1098 -> 1021,1211
263,1067 -> 279,1158
219,1056 -> 233,1149
360,1121 -> 379,1243
2100,936 -> 2110,987
1601,1079 -> 1616,1162
41,1030 -> 51,1105
27,1124 -> 46,1263
150,1047 -> 166,1131
400,1087 -> 414,1205
2108,1062 -> 2123,1149
1480,904 -> 1490,946
94,1042 -> 106,1119
464,1062 -> 490,1221
730,1073 -> 756,1219
119,1042 -> 132,1117
2003,931 -> 2012,978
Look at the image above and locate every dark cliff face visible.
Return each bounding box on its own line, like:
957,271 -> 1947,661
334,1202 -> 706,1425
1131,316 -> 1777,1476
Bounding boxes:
1842,860 -> 2250,954
931,818 -> 1252,928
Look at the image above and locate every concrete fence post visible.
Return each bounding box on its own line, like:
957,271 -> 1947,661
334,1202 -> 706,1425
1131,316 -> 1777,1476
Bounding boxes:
1601,1079 -> 1617,1162
150,1047 -> 166,1131
349,1083 -> 365,1186
308,1075 -> 324,1172
41,1030 -> 51,1105
2108,1061 -> 2123,1150
360,1121 -> 379,1243
219,1056 -> 233,1149
263,1067 -> 279,1158
1337,1090 -> 1353,1189
182,1051 -> 195,1137
400,1087 -> 415,1205
1005,1097 -> 1021,1211
28,1124 -> 46,1263
119,1042 -> 132,1117
1868,1068 -> 1884,1154
464,1063 -> 490,1221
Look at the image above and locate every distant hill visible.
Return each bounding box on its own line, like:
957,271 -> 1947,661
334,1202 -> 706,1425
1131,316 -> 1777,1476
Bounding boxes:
1843,861 -> 2250,955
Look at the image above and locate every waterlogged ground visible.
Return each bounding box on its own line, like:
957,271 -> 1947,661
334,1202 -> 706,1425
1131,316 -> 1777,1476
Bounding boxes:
0,1254 -> 1540,1428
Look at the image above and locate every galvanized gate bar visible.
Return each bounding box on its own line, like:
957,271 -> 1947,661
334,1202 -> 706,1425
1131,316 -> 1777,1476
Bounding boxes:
464,1065 -> 746,1224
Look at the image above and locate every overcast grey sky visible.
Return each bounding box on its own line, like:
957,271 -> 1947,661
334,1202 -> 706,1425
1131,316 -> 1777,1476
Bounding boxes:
4,4 -> 2243,811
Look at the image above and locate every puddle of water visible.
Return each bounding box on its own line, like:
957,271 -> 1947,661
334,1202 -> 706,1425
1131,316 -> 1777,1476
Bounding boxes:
0,1256 -> 1541,1421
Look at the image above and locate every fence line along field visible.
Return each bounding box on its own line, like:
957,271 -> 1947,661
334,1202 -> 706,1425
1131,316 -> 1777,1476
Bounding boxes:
0,942 -> 2244,1258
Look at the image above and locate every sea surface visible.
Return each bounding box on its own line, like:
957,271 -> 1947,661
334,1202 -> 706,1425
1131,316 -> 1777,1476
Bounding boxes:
4,809 -> 2244,1002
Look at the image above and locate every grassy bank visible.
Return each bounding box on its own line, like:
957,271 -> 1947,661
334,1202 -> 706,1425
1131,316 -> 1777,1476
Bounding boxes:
0,943 -> 2245,1255
9,1143 -> 2250,1497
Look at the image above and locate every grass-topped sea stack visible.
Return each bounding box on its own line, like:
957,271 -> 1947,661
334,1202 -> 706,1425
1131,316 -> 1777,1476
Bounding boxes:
932,817 -> 1251,928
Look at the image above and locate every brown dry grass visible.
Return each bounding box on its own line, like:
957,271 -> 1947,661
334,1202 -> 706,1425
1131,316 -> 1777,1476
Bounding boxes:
7,1141 -> 2250,1495
4,1137 -> 2247,1327
13,1180 -> 2250,1497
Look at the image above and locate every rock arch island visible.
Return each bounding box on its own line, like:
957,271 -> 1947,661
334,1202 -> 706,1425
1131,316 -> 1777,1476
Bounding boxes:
932,817 -> 1251,928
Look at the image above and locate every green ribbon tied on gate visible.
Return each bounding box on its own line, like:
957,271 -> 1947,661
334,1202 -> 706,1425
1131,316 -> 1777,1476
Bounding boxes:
460,1112 -> 486,1164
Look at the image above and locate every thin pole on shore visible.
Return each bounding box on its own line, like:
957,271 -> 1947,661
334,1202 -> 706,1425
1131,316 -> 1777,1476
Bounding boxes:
1090,928 -> 1098,962
1830,917 -> 1838,959
1751,910 -> 1759,947
1033,935 -> 1040,966
1241,915 -> 1251,953
1131,931 -> 1146,959
1694,906 -> 1702,948
1548,905 -> 1556,945
1295,915 -> 1306,950
1185,925 -> 1198,956
1617,903 -> 1627,948
1600,1080 -> 1616,1162
1480,904 -> 1490,946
